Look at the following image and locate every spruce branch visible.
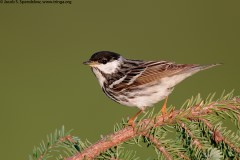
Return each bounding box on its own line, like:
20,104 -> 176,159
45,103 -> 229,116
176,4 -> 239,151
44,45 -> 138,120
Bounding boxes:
176,120 -> 203,149
29,126 -> 81,160
143,133 -> 172,160
30,91 -> 240,160
198,117 -> 240,158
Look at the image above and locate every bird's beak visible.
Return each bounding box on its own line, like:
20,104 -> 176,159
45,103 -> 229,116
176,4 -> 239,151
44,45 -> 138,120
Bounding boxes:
83,60 -> 98,67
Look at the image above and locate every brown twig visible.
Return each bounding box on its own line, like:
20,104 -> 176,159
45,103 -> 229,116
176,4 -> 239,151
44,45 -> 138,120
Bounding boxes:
37,135 -> 74,160
199,118 -> 240,153
66,111 -> 179,160
143,133 -> 172,160
177,152 -> 191,160
66,100 -> 240,160
177,120 -> 203,149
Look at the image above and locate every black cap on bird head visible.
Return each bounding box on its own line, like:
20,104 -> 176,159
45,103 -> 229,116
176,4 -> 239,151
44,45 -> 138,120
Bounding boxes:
83,51 -> 120,65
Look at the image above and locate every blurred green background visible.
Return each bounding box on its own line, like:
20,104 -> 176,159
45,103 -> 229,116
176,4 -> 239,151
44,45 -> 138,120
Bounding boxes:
0,1 -> 239,159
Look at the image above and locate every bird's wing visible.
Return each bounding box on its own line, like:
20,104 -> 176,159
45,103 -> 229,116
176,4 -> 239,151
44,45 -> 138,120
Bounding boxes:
134,61 -> 197,84
112,61 -> 197,91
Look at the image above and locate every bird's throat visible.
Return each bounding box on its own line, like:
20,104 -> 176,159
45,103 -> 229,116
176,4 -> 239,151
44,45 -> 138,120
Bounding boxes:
92,68 -> 106,87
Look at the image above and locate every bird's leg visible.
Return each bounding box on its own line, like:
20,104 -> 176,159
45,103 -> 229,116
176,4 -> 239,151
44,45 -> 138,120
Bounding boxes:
128,109 -> 143,127
160,96 -> 168,119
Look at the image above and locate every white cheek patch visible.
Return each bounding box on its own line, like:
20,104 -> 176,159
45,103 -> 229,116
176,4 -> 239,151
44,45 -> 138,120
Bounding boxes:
92,68 -> 106,87
96,60 -> 121,74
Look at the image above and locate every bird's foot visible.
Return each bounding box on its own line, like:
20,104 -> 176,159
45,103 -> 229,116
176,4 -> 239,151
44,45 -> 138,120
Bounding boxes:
160,96 -> 168,121
128,119 -> 135,128
128,110 -> 143,128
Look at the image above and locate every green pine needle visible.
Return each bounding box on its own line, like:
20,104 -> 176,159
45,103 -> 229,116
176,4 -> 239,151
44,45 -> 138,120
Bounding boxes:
30,90 -> 240,160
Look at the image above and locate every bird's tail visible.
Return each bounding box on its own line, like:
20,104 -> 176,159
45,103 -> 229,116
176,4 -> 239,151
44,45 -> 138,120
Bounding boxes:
185,63 -> 222,76
167,63 -> 222,89
179,63 -> 222,77
199,63 -> 223,71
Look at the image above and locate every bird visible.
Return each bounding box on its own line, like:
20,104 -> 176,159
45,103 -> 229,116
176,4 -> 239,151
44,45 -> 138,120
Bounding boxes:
83,51 -> 220,126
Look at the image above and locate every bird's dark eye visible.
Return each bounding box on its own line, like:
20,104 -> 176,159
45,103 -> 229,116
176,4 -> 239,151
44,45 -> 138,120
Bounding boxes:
100,59 -> 108,64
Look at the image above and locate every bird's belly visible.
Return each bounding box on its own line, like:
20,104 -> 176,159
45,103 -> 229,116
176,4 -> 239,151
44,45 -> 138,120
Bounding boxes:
116,72 -> 197,110
117,83 -> 174,110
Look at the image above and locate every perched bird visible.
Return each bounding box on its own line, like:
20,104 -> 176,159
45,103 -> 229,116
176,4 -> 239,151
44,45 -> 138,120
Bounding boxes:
83,51 -> 220,125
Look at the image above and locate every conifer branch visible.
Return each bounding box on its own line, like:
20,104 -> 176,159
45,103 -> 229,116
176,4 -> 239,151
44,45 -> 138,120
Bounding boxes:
199,118 -> 240,153
177,152 -> 191,160
29,126 -> 81,160
176,120 -> 203,149
66,93 -> 240,160
29,91 -> 240,160
142,133 -> 172,160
